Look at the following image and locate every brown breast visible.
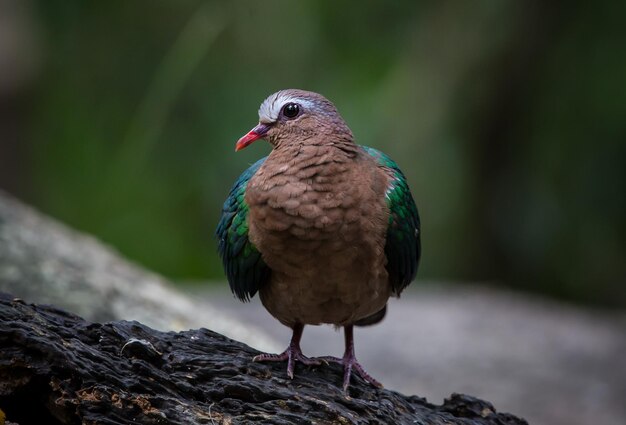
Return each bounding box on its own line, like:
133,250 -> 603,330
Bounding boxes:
245,142 -> 391,326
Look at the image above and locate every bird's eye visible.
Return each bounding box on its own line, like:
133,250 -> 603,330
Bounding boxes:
282,103 -> 300,119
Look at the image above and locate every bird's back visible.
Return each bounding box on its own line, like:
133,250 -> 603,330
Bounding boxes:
245,141 -> 392,327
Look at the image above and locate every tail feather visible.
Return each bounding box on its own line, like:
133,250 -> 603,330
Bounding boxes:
354,305 -> 387,326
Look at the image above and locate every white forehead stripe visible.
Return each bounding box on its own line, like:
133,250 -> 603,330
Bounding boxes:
258,92 -> 314,124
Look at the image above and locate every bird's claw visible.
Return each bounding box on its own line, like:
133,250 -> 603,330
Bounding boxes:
253,345 -> 321,379
315,355 -> 383,392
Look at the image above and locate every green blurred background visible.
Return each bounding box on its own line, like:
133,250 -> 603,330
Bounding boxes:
1,0 -> 624,306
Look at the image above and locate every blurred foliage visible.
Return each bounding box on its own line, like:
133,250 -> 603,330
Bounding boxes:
0,0 -> 624,306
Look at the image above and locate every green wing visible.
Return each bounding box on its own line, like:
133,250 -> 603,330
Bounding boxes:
216,157 -> 270,301
362,146 -> 421,295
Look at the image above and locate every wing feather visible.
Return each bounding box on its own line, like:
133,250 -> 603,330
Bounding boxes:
216,157 -> 270,301
362,146 -> 421,295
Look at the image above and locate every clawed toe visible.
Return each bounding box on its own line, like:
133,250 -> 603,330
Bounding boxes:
318,354 -> 383,392
252,324 -> 322,379
348,359 -> 383,390
297,354 -> 323,366
252,352 -> 289,363
253,347 -> 321,379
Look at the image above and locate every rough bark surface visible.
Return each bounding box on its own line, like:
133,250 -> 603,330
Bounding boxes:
0,189 -> 277,353
0,295 -> 527,425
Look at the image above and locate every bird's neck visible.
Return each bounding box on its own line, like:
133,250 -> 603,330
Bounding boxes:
269,136 -> 359,166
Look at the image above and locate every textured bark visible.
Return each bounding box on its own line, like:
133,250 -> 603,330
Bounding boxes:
0,189 -> 277,353
0,295 -> 527,425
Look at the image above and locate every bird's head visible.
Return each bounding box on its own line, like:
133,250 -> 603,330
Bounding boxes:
235,89 -> 353,151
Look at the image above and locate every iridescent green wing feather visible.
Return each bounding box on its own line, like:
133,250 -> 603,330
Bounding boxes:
216,157 -> 270,301
362,146 -> 421,295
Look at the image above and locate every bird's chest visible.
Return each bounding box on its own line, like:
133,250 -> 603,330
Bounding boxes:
244,156 -> 391,326
245,161 -> 374,267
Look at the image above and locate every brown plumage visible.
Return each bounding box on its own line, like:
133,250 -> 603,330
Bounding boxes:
217,89 -> 420,392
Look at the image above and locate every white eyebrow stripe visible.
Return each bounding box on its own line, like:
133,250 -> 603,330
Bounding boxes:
258,93 -> 315,124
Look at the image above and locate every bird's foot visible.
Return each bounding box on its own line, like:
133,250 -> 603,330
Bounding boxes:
253,345 -> 321,379
316,355 -> 383,392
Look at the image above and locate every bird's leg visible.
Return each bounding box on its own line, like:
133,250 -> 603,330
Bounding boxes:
252,323 -> 321,379
317,325 -> 383,392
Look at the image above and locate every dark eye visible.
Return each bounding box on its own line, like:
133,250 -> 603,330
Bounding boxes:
282,102 -> 300,119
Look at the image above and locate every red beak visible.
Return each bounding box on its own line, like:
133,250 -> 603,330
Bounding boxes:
235,123 -> 271,151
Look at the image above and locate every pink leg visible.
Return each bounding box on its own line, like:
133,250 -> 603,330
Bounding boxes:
317,325 -> 383,392
253,323 -> 321,379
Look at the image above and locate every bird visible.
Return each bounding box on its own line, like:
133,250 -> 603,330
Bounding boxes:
216,89 -> 420,392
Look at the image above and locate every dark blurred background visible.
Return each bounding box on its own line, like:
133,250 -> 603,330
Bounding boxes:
0,0 -> 624,306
